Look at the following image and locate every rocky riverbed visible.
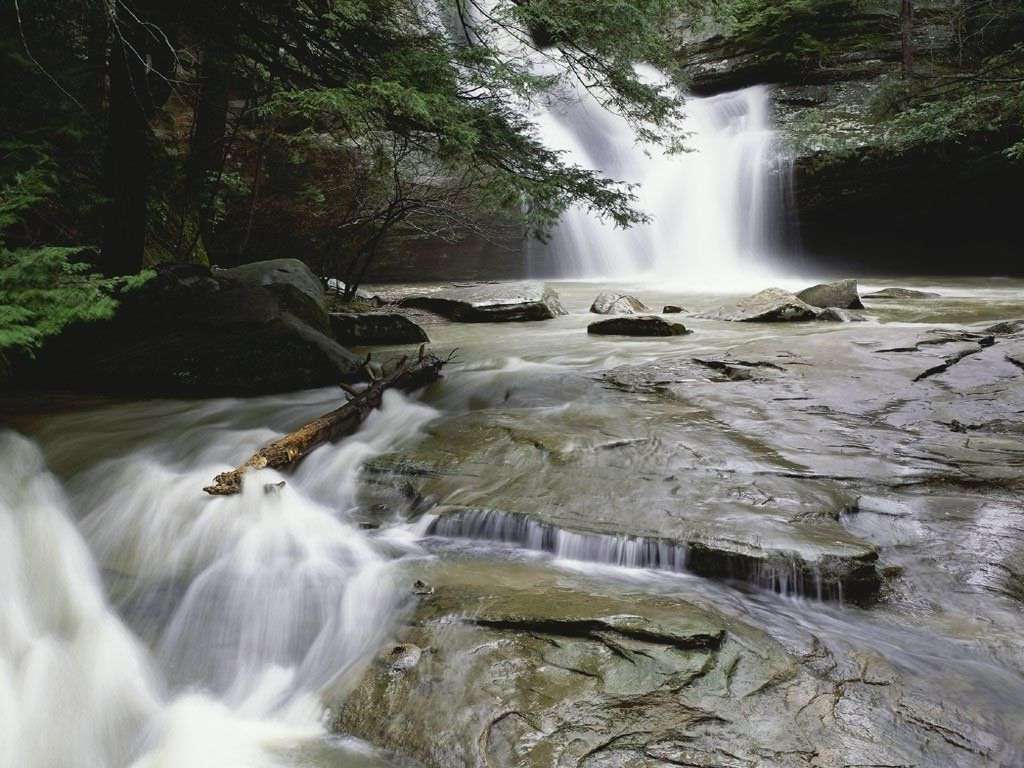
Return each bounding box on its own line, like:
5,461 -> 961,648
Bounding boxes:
5,277 -> 1024,768
338,278 -> 1024,767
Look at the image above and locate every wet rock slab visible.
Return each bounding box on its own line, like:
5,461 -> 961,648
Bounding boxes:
587,316 -> 690,337
863,287 -> 942,299
698,287 -> 822,322
589,292 -> 650,314
797,278 -> 865,309
329,313 -> 429,346
364,401 -> 881,602
396,282 -> 567,322
335,561 -> 1005,768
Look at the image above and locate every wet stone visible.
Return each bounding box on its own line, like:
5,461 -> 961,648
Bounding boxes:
589,292 -> 651,314
587,316 -> 691,337
396,282 -> 567,322
698,287 -> 821,322
797,278 -> 865,309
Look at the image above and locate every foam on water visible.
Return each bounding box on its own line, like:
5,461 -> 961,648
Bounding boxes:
0,390 -> 440,768
529,72 -> 796,289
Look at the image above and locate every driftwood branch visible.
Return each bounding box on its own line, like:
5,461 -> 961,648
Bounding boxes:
204,353 -> 447,496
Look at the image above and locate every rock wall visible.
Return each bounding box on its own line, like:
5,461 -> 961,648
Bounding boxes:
675,1 -> 1024,276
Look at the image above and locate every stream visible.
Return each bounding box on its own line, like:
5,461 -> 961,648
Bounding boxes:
3,279 -> 1024,767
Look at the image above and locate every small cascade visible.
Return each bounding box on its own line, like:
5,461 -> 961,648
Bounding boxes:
529,76 -> 796,288
425,507 -> 689,571
424,507 -> 841,600
0,390 -> 440,768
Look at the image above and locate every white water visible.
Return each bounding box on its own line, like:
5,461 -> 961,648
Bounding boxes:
529,75 -> 795,289
0,391 -> 439,768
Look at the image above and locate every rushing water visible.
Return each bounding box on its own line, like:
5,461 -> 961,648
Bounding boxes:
5,280 -> 1024,767
529,79 -> 795,287
1,391 -> 438,768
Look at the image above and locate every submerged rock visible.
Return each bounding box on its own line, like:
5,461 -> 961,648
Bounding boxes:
797,278 -> 865,309
20,260 -> 363,396
818,307 -> 866,322
589,292 -> 650,314
699,287 -> 821,322
985,318 -> 1024,336
587,316 -> 691,337
863,287 -> 942,299
397,282 -> 566,322
329,313 -> 429,346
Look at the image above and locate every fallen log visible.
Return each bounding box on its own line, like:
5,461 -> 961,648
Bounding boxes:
204,350 -> 447,496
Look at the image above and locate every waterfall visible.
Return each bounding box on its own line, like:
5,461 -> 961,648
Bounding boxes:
528,74 -> 796,289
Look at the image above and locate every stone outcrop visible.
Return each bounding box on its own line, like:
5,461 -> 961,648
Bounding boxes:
334,560 -> 1000,768
19,261 -> 363,396
797,278 -> 864,309
329,313 -> 429,346
587,316 -> 691,337
699,287 -> 821,322
396,282 -> 566,322
589,292 -> 650,314
863,287 -> 942,300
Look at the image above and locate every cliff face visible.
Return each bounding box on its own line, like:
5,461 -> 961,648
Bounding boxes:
676,1 -> 1024,276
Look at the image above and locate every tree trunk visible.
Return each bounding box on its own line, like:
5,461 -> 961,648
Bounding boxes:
204,352 -> 446,496
900,0 -> 914,78
101,35 -> 151,276
86,7 -> 107,113
188,45 -> 233,243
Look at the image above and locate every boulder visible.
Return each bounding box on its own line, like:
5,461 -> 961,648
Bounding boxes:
797,278 -> 864,309
587,316 -> 691,337
589,292 -> 650,314
863,287 -> 942,299
216,258 -> 325,307
329,313 -> 429,346
397,282 -> 566,322
662,304 -> 685,314
21,261 -> 363,396
699,287 -> 821,322
818,307 -> 866,322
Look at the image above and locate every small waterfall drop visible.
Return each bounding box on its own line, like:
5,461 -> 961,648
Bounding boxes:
529,74 -> 796,289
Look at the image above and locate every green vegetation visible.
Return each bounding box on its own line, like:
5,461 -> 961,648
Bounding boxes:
708,0 -> 862,64
0,0 -> 702,331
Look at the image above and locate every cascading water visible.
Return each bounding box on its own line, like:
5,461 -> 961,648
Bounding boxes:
0,390 -> 439,768
528,75 -> 796,289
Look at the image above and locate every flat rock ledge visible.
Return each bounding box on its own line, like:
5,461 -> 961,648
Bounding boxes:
329,312 -> 429,346
590,292 -> 651,314
797,278 -> 865,309
863,287 -> 942,299
335,562 -> 991,768
588,316 -> 691,337
425,506 -> 881,603
397,281 -> 567,322
698,287 -> 823,322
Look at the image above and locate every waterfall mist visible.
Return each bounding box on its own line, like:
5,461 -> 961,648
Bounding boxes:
528,74 -> 797,290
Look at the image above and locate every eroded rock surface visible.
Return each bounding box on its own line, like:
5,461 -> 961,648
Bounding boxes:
698,288 -> 821,322
590,292 -> 651,314
335,561 -> 1014,768
797,278 -> 864,309
330,313 -> 429,346
863,287 -> 942,299
587,316 -> 690,337
396,282 -> 567,322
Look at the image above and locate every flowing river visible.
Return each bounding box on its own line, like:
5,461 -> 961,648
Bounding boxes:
4,278 -> 1024,766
